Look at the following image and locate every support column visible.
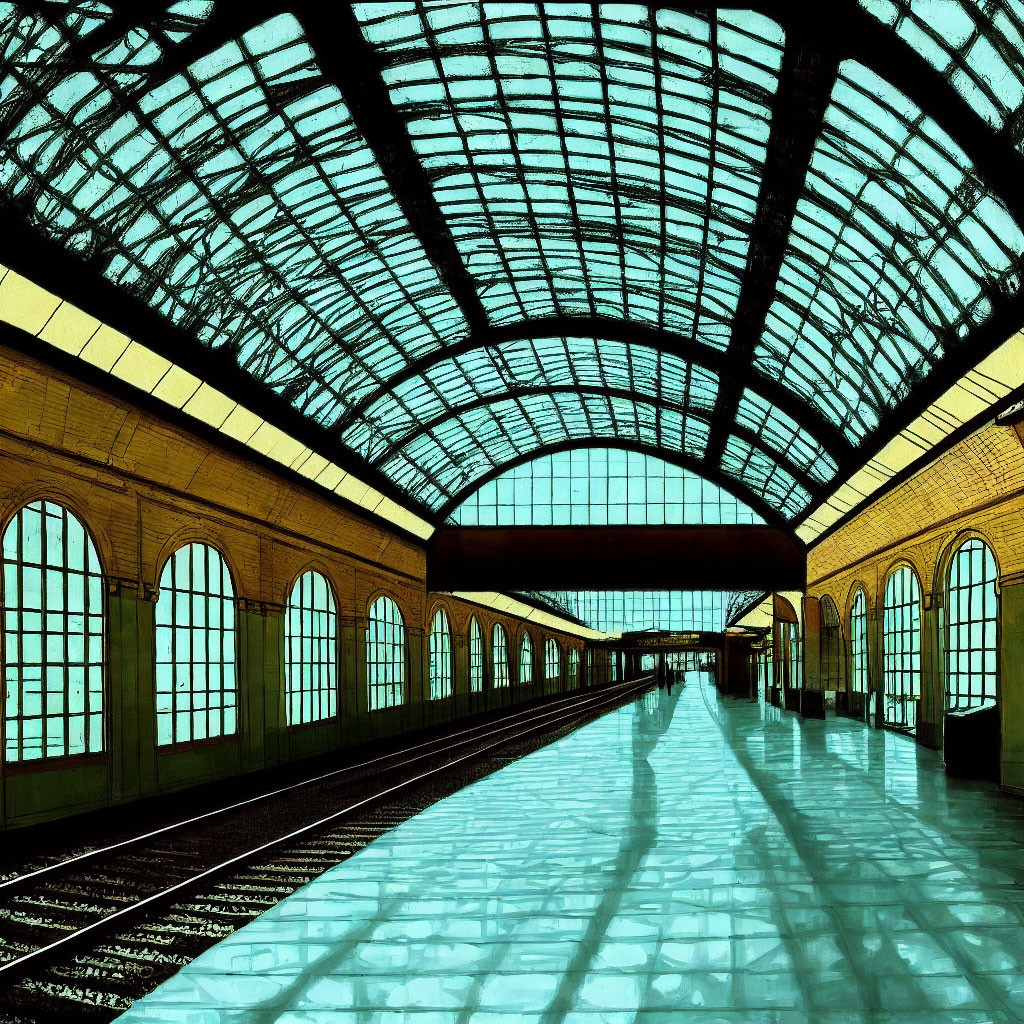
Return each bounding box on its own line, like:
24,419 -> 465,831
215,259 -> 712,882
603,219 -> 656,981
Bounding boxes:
454,629 -> 470,719
108,580 -> 146,803
801,597 -> 825,718
615,650 -> 623,683
918,591 -> 943,749
999,577 -> 1024,793
868,603 -> 884,727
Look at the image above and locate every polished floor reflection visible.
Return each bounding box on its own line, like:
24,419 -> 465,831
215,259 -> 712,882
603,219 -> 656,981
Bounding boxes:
117,676 -> 1024,1023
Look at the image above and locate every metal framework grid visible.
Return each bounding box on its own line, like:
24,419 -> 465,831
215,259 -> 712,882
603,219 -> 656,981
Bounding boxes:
882,565 -> 922,731
428,606 -> 452,700
450,449 -> 762,526
850,588 -> 868,694
2,3 -> 1023,527
492,623 -> 510,689
367,595 -> 405,711
468,615 -> 484,693
1,501 -> 104,761
284,569 -> 337,725
946,537 -> 998,710
155,542 -> 237,746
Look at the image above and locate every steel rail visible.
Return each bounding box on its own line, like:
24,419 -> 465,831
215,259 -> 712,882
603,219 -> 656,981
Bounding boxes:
0,680 -> 643,895
0,677 -> 654,982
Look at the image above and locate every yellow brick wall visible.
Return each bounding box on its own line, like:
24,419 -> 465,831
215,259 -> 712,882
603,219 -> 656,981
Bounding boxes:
0,344 -> 590,827
807,422 -> 1024,620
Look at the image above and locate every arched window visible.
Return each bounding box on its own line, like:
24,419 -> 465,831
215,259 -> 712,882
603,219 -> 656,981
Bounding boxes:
285,570 -> 337,726
787,622 -> 802,689
568,648 -> 579,689
850,589 -> 868,693
156,543 -> 236,746
820,596 -> 841,690
468,616 -> 484,693
545,638 -> 561,689
492,624 -> 510,689
367,595 -> 405,711
947,537 -> 998,710
1,501 -> 104,761
883,566 -> 921,731
429,607 -> 452,700
519,633 -> 533,686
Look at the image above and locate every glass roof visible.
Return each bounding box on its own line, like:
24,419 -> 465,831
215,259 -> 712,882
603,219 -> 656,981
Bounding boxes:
358,3 -> 783,343
861,0 -> 1024,142
535,591 -> 740,634
1,2 -> 1022,529
754,59 -> 1023,442
450,447 -> 764,526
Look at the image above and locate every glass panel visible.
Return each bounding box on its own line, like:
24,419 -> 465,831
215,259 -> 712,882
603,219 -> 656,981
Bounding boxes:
1,501 -> 104,760
468,616 -> 484,694
946,537 -> 998,710
285,570 -> 337,725
860,0 -> 1024,144
452,448 -> 764,526
155,542 -> 236,745
543,591 -> 734,633
492,623 -> 510,689
429,607 -> 452,700
0,9 -> 466,426
753,60 -> 1023,443
850,589 -> 868,693
356,4 -> 784,341
367,595 -> 405,710
882,565 -> 922,731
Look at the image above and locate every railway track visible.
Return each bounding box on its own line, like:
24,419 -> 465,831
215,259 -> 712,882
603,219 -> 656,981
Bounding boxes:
0,678 -> 653,1023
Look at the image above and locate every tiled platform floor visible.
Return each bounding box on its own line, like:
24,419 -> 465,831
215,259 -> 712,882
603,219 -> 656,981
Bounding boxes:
117,676 -> 1024,1023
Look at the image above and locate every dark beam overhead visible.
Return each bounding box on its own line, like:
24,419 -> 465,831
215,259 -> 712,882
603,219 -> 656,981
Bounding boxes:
428,526 -> 807,591
704,33 -> 839,468
432,438 -> 791,528
339,317 -> 855,459
370,384 -> 822,494
294,4 -> 489,333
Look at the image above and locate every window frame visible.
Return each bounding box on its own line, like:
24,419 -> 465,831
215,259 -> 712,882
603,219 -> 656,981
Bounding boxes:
0,499 -> 107,768
154,541 -> 239,750
849,587 -> 868,694
492,623 -> 510,689
468,615 -> 485,694
284,568 -> 338,729
366,594 -> 407,711
882,564 -> 922,733
945,536 -> 999,711
428,605 -> 453,701
519,632 -> 533,687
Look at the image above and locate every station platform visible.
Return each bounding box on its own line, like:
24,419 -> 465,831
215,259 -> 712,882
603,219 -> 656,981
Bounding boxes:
116,675 -> 1024,1023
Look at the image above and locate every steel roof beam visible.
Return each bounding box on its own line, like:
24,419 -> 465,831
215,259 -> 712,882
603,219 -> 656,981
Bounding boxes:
339,316 -> 853,458
293,4 -> 489,333
703,32 -> 839,468
370,384 -> 821,494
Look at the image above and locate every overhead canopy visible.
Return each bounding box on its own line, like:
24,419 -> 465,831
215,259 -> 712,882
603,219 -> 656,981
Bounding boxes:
1,1 -> 1022,531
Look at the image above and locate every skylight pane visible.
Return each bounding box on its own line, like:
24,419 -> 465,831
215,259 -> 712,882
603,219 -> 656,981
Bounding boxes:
753,59 -> 1024,444
450,448 -> 764,526
0,8 -> 465,433
356,3 -> 784,347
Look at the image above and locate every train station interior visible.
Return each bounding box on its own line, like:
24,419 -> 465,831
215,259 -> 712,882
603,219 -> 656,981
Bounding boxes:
2,1 -> 1024,1020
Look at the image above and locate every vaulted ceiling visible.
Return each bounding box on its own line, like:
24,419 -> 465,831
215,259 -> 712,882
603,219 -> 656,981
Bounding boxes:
2,1 -> 1022,531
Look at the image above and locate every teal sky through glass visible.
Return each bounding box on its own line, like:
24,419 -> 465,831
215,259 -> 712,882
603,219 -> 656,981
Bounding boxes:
1,3 -> 1022,527
535,591 -> 739,634
451,448 -> 763,526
